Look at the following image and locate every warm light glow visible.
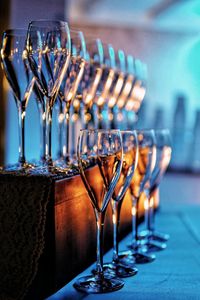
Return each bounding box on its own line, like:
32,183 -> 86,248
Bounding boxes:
144,198 -> 149,210
108,96 -> 117,108
97,96 -> 105,107
132,206 -> 136,216
42,112 -> 46,121
112,213 -> 116,224
21,111 -> 26,120
149,197 -> 154,208
58,113 -> 64,123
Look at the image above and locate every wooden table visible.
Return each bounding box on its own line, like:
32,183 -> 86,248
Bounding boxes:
46,172 -> 200,300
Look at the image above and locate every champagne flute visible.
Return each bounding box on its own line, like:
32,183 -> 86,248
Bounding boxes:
126,129 -> 156,263
139,129 -> 172,246
0,29 -> 35,171
108,49 -> 126,129
26,20 -> 71,172
114,55 -> 135,130
74,129 -> 124,293
103,130 -> 139,277
125,59 -> 147,127
58,30 -> 86,169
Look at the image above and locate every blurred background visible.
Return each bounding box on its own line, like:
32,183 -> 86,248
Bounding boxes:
0,0 -> 200,172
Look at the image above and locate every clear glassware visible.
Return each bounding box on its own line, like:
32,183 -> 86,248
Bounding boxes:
74,129 -> 124,293
125,59 -> 147,127
26,19 -> 71,173
63,38 -> 105,164
94,42 -> 116,130
126,129 -> 157,263
103,130 -> 139,278
0,29 -> 35,171
76,38 -> 103,131
108,49 -> 126,129
139,129 -> 172,247
55,30 -> 87,172
114,55 -> 136,130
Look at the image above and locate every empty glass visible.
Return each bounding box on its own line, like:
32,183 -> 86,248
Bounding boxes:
74,129 -> 124,293
103,130 -> 138,277
26,20 -> 71,172
1,29 -> 35,171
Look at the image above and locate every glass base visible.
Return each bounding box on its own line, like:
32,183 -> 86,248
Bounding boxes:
121,248 -> 156,264
2,162 -> 35,173
151,231 -> 170,242
139,230 -> 170,242
73,274 -> 124,293
103,261 -> 138,278
145,240 -> 167,252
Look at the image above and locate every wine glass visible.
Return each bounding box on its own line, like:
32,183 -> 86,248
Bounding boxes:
0,29 -> 35,171
125,59 -> 147,129
114,55 -> 135,130
74,129 -> 124,293
126,129 -> 157,263
103,130 -> 139,277
108,49 -> 126,129
94,42 -> 116,130
139,129 -> 172,247
26,19 -> 71,172
55,30 -> 87,171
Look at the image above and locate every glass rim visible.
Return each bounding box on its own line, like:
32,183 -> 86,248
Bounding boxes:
120,130 -> 137,134
28,19 -> 69,29
3,28 -> 28,36
135,128 -> 155,133
80,129 -> 121,134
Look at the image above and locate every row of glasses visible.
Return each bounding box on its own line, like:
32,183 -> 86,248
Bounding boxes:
139,129 -> 172,250
0,21 -> 71,173
74,128 -> 172,293
1,20 -> 147,172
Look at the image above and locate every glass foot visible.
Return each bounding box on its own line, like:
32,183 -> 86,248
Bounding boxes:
2,162 -> 35,173
103,261 -> 138,278
73,274 -> 124,293
151,231 -> 170,242
145,240 -> 167,252
133,251 -> 156,264
122,248 -> 156,264
139,230 -> 170,243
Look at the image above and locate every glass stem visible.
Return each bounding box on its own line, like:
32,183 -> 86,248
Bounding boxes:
18,106 -> 26,165
70,106 -> 76,160
144,190 -> 150,238
37,102 -> 46,161
131,196 -> 138,247
45,99 -> 53,165
112,199 -> 122,263
95,209 -> 106,279
149,191 -> 155,232
98,106 -> 103,129
57,100 -> 64,159
63,104 -> 70,163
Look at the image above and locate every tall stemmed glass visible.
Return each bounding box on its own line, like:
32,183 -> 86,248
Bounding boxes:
140,129 -> 172,246
94,43 -> 116,130
108,49 -> 126,129
125,59 -> 147,129
78,38 -> 103,130
114,55 -> 135,130
58,30 -> 86,169
126,129 -> 156,263
26,20 -> 71,171
74,129 -> 124,293
103,130 -> 138,277
0,29 -> 35,171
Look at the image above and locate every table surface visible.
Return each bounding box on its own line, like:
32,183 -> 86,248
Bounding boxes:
46,172 -> 200,300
